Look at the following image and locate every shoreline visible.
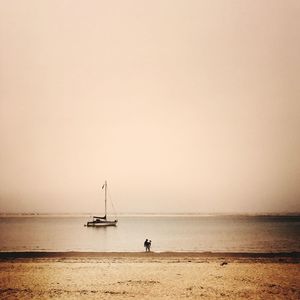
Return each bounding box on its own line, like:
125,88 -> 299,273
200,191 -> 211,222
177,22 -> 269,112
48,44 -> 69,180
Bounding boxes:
1,251 -> 299,259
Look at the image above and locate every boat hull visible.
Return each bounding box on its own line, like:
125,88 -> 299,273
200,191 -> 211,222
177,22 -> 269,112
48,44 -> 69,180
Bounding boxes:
86,220 -> 118,227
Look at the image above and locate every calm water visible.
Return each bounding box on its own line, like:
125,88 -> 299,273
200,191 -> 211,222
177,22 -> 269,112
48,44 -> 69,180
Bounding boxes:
0,215 -> 299,252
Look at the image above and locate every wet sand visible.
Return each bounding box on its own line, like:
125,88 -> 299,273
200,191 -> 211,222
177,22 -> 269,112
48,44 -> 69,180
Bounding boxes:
0,252 -> 299,299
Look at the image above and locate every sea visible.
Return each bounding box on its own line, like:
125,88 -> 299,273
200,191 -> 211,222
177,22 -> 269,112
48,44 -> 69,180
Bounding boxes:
0,215 -> 299,253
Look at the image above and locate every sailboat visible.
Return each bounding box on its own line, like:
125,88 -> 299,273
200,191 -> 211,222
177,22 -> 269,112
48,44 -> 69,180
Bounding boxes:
85,181 -> 118,227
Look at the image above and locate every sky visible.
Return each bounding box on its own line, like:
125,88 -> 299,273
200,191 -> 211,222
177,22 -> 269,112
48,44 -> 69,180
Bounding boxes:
0,0 -> 299,214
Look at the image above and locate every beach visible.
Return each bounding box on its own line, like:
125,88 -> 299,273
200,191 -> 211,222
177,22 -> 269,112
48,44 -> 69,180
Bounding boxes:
0,252 -> 299,299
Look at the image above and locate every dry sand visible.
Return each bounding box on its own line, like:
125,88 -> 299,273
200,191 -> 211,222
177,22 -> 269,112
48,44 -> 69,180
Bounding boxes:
0,252 -> 299,299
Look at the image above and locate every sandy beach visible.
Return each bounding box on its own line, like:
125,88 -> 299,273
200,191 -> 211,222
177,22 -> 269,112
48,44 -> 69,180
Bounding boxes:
0,252 -> 299,299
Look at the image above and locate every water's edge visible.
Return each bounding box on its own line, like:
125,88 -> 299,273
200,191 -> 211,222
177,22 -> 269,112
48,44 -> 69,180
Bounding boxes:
0,251 -> 299,259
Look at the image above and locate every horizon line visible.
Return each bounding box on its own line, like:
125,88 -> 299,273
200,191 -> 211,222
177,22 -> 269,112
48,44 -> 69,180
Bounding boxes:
0,212 -> 299,217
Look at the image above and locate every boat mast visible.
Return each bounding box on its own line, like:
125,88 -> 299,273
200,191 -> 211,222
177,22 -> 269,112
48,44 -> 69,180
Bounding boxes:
104,180 -> 107,219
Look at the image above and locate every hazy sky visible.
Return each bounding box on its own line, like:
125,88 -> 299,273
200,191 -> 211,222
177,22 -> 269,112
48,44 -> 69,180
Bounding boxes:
0,0 -> 299,214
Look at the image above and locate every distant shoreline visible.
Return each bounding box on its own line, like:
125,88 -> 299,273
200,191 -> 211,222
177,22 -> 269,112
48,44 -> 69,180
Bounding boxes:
0,251 -> 299,260
0,213 -> 300,218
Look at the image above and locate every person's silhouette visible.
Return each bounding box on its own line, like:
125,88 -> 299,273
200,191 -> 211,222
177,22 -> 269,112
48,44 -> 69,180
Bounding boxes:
144,239 -> 148,252
148,240 -> 152,252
